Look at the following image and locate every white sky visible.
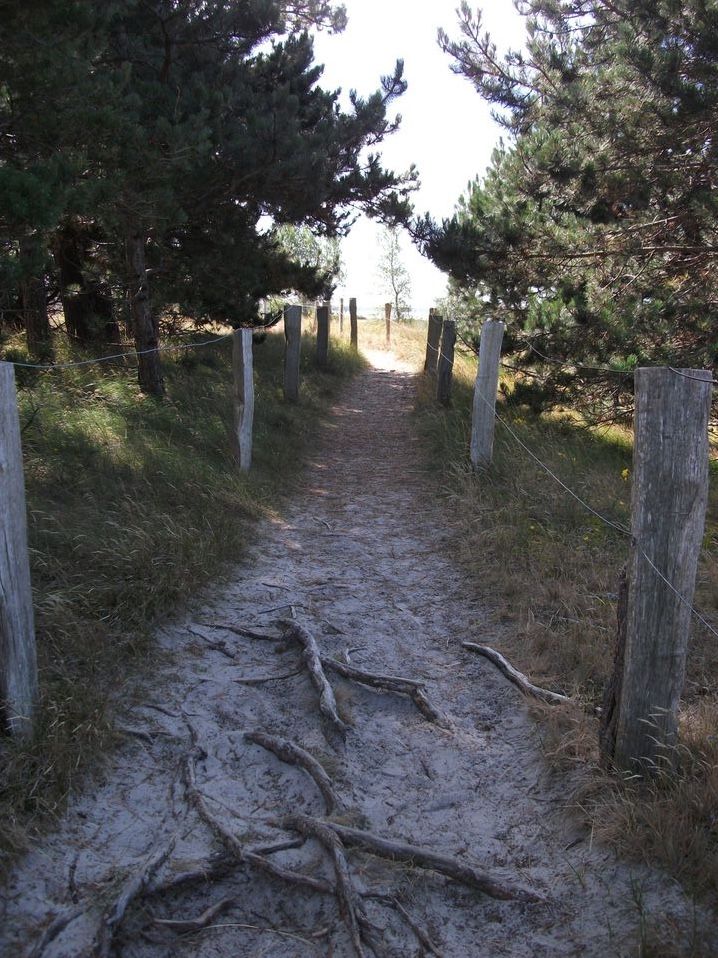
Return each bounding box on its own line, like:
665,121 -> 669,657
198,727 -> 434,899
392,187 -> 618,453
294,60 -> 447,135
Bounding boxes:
312,0 -> 525,315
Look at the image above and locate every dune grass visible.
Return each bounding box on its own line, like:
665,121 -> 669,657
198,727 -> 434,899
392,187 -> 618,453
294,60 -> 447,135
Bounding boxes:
0,325 -> 365,875
363,320 -> 718,907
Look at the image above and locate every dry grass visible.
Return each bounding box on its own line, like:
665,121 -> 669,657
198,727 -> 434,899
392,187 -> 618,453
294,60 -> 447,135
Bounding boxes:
0,325 -> 365,876
398,326 -> 718,912
332,312 -> 429,368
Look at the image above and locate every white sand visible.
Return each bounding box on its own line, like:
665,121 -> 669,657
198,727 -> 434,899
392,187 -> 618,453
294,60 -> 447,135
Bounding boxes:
2,354 -> 713,958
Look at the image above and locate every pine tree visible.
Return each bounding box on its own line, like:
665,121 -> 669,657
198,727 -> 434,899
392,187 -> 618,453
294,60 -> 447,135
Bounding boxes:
419,0 -> 718,410
0,1 -> 415,392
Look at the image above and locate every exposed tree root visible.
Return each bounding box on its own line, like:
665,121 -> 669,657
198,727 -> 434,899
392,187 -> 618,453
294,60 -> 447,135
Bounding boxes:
197,621 -> 281,642
182,725 -> 335,896
234,668 -> 303,685
146,853 -> 237,897
322,656 -> 450,728
366,893 -> 442,957
283,622 -> 350,735
314,818 -> 542,903
462,643 -> 571,706
92,832 -> 177,958
283,813 -> 368,957
245,730 -> 340,813
25,906 -> 84,958
153,896 -> 237,934
186,625 -> 236,659
280,619 -> 448,731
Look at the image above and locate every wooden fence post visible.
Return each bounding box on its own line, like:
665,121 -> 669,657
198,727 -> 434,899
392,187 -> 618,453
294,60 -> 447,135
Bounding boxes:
385,302 -> 392,347
0,362 -> 38,738
602,367 -> 711,774
283,304 -> 302,402
436,318 -> 456,406
424,309 -> 443,375
470,320 -> 505,469
349,297 -> 358,351
232,328 -> 254,471
339,297 -> 344,334
316,303 -> 329,369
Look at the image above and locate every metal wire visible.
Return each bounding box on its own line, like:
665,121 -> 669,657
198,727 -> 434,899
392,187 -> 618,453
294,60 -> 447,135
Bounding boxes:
4,332 -> 236,370
463,339 -> 718,638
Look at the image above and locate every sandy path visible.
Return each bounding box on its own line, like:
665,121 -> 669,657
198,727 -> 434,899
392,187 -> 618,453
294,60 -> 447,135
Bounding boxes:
1,352 -> 711,957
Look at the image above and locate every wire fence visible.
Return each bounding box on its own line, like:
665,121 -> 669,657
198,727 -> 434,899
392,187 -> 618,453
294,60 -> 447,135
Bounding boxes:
5,332 -> 235,371
454,328 -> 718,641
4,309 -> 716,640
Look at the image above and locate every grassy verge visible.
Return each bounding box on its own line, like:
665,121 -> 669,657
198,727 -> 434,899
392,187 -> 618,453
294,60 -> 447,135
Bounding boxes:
391,324 -> 718,908
0,326 -> 365,876
333,314 -> 429,367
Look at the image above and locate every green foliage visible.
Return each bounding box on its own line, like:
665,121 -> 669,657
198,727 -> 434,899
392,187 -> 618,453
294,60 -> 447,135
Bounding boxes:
376,225 -> 412,320
273,224 -> 345,299
0,0 -> 416,343
419,0 -> 718,412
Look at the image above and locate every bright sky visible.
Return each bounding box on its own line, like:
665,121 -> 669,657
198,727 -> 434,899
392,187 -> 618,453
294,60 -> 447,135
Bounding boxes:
312,0 -> 525,316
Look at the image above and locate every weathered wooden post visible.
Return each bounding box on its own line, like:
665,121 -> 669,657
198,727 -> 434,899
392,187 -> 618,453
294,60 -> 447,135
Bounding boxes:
470,320 -> 505,469
349,297 -> 358,351
232,328 -> 254,471
283,304 -> 302,402
424,309 -> 443,375
436,318 -> 456,406
601,367 -> 712,775
316,302 -> 329,369
0,362 -> 38,738
339,297 -> 344,334
385,302 -> 392,347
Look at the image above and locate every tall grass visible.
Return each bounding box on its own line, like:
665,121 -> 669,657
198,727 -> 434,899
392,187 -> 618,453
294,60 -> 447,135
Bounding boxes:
332,312 -> 428,367
0,327 -> 365,874
406,329 -> 718,904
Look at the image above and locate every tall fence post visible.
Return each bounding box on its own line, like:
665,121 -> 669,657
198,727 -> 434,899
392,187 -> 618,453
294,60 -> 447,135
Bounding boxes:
0,362 -> 38,738
316,302 -> 329,369
601,367 -> 711,774
232,328 -> 254,471
436,318 -> 456,406
424,309 -> 443,375
283,304 -> 302,402
385,302 -> 392,347
339,297 -> 344,334
349,297 -> 358,351
470,320 -> 505,469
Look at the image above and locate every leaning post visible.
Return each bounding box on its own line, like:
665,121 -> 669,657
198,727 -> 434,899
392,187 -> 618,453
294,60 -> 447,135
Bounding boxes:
283,304 -> 302,402
603,367 -> 712,775
232,328 -> 254,471
349,298 -> 358,351
470,320 -> 505,469
424,309 -> 443,375
0,362 -> 38,738
436,318 -> 456,406
316,302 -> 330,369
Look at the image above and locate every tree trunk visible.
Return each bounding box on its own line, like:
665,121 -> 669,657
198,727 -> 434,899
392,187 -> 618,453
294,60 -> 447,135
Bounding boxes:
125,229 -> 164,396
53,223 -> 118,345
19,233 -> 51,357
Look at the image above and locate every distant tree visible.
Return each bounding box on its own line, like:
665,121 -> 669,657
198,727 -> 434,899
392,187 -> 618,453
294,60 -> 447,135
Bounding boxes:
274,225 -> 345,299
377,226 -> 412,321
